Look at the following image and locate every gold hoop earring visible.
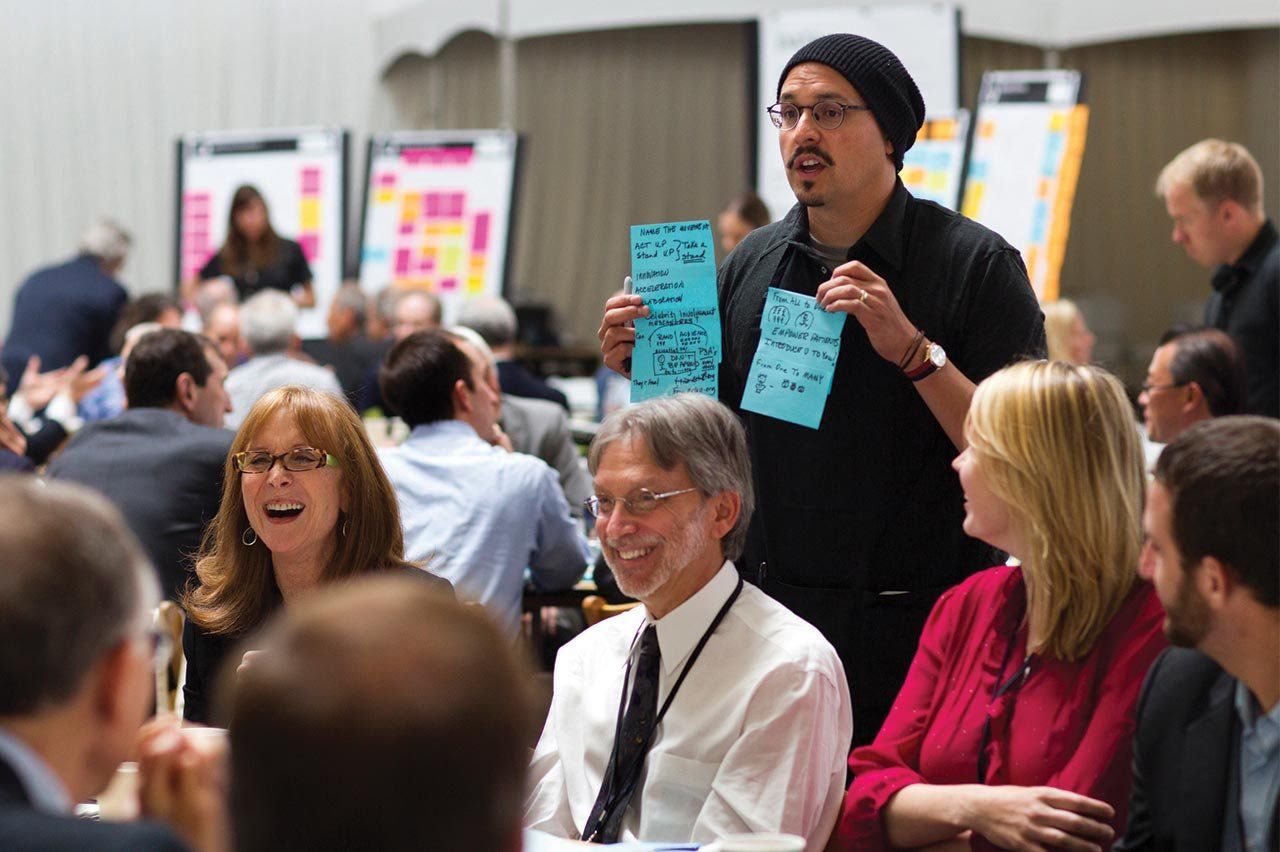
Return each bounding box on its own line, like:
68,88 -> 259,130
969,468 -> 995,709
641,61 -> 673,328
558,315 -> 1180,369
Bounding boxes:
242,527 -> 258,546
341,518 -> 348,537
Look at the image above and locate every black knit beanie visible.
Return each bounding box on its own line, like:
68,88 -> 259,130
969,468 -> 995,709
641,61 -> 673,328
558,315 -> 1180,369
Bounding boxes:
776,33 -> 925,171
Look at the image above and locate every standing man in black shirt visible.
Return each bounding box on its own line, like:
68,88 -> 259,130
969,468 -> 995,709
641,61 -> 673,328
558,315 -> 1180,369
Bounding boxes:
600,34 -> 1044,744
1156,139 -> 1278,419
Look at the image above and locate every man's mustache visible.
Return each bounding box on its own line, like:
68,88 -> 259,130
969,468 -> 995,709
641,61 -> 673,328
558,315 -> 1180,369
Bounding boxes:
788,146 -> 834,168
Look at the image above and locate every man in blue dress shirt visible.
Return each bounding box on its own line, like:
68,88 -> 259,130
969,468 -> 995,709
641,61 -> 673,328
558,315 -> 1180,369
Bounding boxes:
379,328 -> 589,637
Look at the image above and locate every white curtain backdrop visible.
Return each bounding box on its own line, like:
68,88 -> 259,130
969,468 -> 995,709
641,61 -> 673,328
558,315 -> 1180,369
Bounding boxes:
0,0 -> 390,335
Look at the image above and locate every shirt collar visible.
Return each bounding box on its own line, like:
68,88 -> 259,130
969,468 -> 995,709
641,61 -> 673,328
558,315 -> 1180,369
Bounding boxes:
1212,219 -> 1278,294
643,561 -> 737,678
405,419 -> 485,448
1235,679 -> 1280,745
0,727 -> 72,814
782,180 -> 909,273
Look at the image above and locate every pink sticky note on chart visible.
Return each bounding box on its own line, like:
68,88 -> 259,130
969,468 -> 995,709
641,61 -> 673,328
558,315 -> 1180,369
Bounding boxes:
300,168 -> 321,194
395,249 -> 411,275
472,213 -> 490,253
300,234 -> 319,261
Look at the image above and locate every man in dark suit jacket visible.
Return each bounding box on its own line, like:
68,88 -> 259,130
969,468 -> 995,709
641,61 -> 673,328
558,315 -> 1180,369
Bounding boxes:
0,479 -> 220,851
1122,416 -> 1280,851
2,218 -> 131,382
50,329 -> 233,600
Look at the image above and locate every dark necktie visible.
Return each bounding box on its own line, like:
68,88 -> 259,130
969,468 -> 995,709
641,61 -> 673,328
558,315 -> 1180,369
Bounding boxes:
582,624 -> 661,843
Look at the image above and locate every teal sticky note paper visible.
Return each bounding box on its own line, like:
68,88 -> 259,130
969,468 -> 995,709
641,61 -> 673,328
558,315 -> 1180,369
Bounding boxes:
739,288 -> 845,429
740,351 -> 834,429
629,220 -> 721,402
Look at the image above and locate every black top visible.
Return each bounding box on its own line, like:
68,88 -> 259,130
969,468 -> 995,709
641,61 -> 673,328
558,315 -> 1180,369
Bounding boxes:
1205,219 -> 1279,419
199,238 -> 312,303
1,254 -> 127,382
718,182 -> 1045,740
720,182 -> 1044,593
181,564 -> 453,724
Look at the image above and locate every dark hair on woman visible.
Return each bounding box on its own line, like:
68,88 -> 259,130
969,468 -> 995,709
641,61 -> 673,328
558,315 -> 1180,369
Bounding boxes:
379,330 -> 475,428
218,185 -> 282,277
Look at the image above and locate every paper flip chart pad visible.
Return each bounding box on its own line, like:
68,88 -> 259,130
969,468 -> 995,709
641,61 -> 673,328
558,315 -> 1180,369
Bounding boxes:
740,288 -> 845,429
629,220 -> 721,402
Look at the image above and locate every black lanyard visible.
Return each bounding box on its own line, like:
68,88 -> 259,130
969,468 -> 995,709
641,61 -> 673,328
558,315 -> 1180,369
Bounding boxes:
584,576 -> 744,842
976,622 -> 1035,783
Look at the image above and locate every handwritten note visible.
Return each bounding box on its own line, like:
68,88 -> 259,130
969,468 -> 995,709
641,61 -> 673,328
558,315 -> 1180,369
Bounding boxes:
629,220 -> 721,402
740,288 -> 845,429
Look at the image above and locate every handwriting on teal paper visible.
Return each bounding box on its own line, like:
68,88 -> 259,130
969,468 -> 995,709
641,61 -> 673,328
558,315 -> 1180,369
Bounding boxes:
629,220 -> 721,402
740,288 -> 845,429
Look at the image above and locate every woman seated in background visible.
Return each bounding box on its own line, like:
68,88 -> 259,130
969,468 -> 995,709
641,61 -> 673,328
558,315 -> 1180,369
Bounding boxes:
190,184 -> 315,307
1042,298 -> 1096,366
181,384 -> 449,723
836,361 -> 1166,852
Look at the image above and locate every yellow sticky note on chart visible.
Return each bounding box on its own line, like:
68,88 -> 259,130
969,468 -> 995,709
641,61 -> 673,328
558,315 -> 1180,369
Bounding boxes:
299,198 -> 320,230
442,247 -> 461,275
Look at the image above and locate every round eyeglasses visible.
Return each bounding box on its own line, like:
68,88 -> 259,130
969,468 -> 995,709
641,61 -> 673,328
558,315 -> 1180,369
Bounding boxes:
766,100 -> 871,131
233,446 -> 338,474
583,487 -> 699,518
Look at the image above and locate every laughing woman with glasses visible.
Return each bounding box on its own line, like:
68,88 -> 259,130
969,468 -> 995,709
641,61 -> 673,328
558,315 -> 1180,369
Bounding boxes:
835,361 -> 1167,852
180,385 -> 450,724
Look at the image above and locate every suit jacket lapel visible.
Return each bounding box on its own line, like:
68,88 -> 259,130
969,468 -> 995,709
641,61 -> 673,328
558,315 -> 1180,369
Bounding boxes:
0,755 -> 32,808
1177,671 -> 1236,850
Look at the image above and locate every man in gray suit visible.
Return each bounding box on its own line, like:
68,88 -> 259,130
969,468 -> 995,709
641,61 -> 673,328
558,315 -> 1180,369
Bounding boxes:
50,329 -> 233,600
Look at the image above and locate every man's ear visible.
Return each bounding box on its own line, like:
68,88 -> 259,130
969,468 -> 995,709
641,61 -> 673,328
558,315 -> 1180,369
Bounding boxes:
174,373 -> 196,414
1183,381 -> 1207,414
708,491 -> 741,542
1218,198 -> 1242,227
452,379 -> 473,418
1196,555 -> 1232,612
884,137 -> 894,158
89,639 -> 141,725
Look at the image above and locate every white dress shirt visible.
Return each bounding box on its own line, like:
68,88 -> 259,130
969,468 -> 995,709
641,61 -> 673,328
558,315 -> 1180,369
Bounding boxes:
526,561 -> 852,850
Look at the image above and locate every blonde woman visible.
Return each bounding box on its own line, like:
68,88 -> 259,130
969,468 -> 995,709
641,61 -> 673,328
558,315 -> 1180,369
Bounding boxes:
1043,299 -> 1096,366
836,362 -> 1166,852
181,385 -> 449,723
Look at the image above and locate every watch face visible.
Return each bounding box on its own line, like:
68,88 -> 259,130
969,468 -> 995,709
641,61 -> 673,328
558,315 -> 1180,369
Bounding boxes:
929,343 -> 947,368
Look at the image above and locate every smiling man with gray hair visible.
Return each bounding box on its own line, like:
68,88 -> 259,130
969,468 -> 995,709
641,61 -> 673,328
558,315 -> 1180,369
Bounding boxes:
224,289 -> 344,427
526,393 -> 851,849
